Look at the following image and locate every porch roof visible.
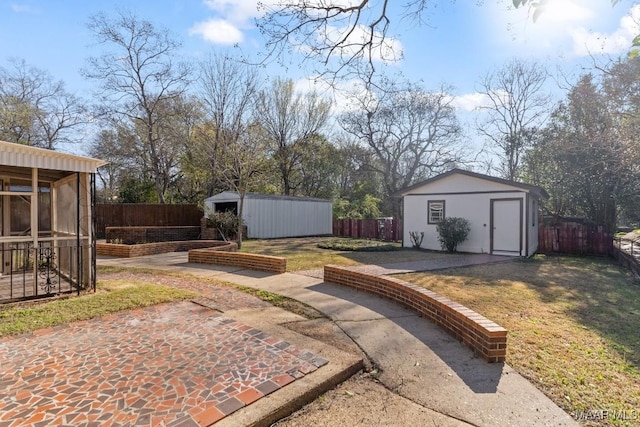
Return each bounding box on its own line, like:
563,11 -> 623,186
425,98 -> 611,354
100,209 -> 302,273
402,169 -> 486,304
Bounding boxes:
0,140 -> 106,174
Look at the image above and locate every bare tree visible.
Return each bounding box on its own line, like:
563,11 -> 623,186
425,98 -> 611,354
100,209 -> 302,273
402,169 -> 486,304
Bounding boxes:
477,59 -> 550,180
258,1 -> 429,84
339,76 -> 463,215
197,53 -> 262,196
88,128 -> 132,202
218,123 -> 269,249
256,1 -> 558,84
255,78 -> 331,195
83,11 -> 191,203
0,58 -> 85,149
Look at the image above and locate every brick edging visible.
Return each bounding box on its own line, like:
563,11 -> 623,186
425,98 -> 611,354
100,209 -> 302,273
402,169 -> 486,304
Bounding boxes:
96,240 -> 233,258
188,248 -> 286,274
323,265 -> 507,363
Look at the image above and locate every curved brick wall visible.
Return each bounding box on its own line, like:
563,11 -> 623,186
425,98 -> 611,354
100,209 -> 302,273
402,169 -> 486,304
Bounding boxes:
323,265 -> 507,363
97,240 -> 236,258
188,249 -> 286,274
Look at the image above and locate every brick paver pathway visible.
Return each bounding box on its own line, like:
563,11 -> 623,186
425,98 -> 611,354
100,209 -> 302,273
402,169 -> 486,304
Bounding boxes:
0,301 -> 327,427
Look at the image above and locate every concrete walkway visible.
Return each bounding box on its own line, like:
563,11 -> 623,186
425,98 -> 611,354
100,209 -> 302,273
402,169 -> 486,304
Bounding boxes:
98,253 -> 579,427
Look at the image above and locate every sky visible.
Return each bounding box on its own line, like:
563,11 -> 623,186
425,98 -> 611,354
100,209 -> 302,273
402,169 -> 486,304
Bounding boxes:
1,0 -> 639,156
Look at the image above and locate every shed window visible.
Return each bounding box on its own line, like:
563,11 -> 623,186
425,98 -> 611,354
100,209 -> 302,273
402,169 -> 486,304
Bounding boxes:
428,200 -> 445,224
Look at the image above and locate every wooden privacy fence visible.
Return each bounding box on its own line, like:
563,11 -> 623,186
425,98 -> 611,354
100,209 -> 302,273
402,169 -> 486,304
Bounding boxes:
538,223 -> 613,256
333,218 -> 402,241
95,204 -> 203,239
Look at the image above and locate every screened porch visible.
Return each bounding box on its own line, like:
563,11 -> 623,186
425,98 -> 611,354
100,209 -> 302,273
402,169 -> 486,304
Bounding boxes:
0,141 -> 104,303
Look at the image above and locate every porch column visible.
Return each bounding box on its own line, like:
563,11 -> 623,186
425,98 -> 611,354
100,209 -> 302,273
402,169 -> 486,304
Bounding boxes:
31,168 -> 39,244
31,168 -> 39,295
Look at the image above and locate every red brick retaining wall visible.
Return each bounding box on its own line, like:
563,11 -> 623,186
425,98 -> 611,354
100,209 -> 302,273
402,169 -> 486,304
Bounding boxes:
323,265 -> 507,363
188,249 -> 286,274
97,241 -> 235,258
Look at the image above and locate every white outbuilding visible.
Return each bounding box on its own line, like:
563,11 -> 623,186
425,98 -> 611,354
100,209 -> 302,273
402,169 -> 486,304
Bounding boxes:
204,192 -> 333,239
396,169 -> 548,256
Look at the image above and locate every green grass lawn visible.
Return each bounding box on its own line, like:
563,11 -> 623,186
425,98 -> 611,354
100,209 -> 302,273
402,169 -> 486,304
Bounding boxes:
401,256 -> 640,426
0,280 -> 198,338
240,237 -> 430,271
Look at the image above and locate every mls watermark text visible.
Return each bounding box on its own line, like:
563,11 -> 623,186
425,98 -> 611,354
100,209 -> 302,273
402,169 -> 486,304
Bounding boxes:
575,409 -> 638,422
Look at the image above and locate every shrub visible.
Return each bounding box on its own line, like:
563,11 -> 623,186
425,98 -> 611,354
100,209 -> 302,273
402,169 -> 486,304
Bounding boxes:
207,211 -> 244,241
436,217 -> 471,252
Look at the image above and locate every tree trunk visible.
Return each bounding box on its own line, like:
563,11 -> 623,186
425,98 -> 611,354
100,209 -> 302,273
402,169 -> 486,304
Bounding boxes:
237,192 -> 245,250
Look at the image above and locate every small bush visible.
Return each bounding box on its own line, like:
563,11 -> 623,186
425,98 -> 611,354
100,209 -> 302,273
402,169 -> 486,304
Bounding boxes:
207,211 -> 244,240
436,217 -> 471,252
317,239 -> 401,252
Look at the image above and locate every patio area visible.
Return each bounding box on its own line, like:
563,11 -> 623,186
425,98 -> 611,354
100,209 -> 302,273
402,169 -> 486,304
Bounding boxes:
0,300 -> 328,426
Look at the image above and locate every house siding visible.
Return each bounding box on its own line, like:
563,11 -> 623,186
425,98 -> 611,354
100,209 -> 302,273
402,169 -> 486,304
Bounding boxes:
400,172 -> 544,256
404,191 -> 526,254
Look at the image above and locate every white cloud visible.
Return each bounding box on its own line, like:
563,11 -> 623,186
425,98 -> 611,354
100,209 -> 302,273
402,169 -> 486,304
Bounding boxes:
450,93 -> 492,112
323,24 -> 403,63
189,19 -> 244,45
191,0 -> 273,45
10,3 -> 40,13
571,4 -> 640,56
534,0 -> 593,24
484,0 -> 612,55
449,90 -> 513,112
202,0 -> 276,23
292,77 -> 375,115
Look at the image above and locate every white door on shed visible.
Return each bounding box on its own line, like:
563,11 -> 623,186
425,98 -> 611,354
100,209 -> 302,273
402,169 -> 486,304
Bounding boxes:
491,199 -> 522,255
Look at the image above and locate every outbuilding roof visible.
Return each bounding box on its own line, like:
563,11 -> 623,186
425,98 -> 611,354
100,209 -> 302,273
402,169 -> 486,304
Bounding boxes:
205,191 -> 331,203
0,140 -> 106,173
394,168 -> 549,199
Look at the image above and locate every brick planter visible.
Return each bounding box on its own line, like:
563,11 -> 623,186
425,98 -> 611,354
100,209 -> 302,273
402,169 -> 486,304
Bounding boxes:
97,240 -> 234,258
188,249 -> 286,274
324,265 -> 507,363
105,226 -> 201,244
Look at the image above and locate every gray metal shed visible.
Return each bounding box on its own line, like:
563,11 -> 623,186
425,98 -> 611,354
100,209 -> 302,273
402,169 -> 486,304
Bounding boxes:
204,192 -> 333,239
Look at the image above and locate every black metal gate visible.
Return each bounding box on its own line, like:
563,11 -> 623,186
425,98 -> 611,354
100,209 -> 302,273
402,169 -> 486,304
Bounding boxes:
0,242 -> 86,303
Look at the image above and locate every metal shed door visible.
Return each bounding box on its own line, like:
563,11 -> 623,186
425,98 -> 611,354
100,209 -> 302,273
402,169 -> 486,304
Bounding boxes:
491,198 -> 522,256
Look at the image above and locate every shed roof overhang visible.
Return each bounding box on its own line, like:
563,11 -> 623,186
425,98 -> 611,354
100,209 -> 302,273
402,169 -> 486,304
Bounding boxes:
0,140 -> 106,174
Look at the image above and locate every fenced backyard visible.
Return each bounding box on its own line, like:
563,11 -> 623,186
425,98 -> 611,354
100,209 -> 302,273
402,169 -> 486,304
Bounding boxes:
332,218 -> 402,241
537,223 -> 613,256
95,204 -> 203,239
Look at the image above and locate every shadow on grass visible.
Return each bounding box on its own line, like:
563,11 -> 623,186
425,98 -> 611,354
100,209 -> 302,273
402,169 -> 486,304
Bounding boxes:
413,256 -> 640,370
241,237 -> 448,270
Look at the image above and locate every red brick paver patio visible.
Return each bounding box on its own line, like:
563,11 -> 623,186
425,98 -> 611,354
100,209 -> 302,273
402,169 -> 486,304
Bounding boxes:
0,301 -> 327,427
